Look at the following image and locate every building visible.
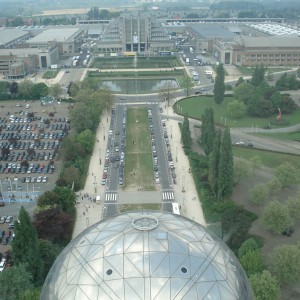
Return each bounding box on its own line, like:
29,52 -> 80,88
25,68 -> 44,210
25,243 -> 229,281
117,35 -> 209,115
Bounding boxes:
41,211 -> 253,300
0,28 -> 31,49
214,35 -> 300,66
26,27 -> 84,55
97,12 -> 174,54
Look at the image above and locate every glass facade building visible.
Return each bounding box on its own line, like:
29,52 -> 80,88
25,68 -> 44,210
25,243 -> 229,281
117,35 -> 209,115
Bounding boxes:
41,211 -> 253,300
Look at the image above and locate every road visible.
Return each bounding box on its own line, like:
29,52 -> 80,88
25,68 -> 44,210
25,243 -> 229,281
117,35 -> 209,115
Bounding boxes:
101,103 -> 177,219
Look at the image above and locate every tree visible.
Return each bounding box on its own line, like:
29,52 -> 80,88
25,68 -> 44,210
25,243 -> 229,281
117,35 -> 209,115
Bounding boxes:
238,238 -> 259,259
181,116 -> 192,154
251,64 -> 266,87
159,81 -> 176,106
266,177 -> 283,194
235,76 -> 244,87
18,80 -> 34,99
262,201 -> 294,234
0,264 -> 33,299
249,155 -> 262,172
18,289 -> 40,300
250,271 -> 280,300
233,159 -> 251,184
181,75 -> 193,96
62,166 -> 81,190
286,194 -> 300,219
269,244 -> 300,285
37,186 -> 76,215
38,239 -> 61,279
213,63 -> 225,104
12,206 -> 44,286
76,129 -> 95,154
87,7 -> 100,19
49,83 -> 63,99
221,202 -> 256,250
200,107 -> 215,156
227,99 -> 246,119
275,162 -> 299,188
34,207 -> 73,244
9,81 -> 18,97
70,101 -> 94,133
217,127 -> 234,199
208,129 -> 221,195
60,135 -> 80,161
31,82 -> 49,99
240,250 -> 264,276
249,183 -> 269,205
233,82 -> 256,105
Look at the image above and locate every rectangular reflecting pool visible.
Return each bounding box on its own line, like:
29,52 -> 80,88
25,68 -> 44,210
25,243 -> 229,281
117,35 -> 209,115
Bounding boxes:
103,79 -> 178,94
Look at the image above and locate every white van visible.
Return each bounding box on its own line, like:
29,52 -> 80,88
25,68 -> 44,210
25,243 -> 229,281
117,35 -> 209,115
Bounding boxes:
25,104 -> 30,109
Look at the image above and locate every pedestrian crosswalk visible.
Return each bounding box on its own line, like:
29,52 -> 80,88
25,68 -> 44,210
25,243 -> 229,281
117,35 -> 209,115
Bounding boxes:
162,191 -> 175,201
105,192 -> 118,202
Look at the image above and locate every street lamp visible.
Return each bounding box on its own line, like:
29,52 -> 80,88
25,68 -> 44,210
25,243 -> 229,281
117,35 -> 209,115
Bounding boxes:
182,175 -> 185,193
99,148 -> 101,165
0,180 -> 4,202
93,176 -> 97,193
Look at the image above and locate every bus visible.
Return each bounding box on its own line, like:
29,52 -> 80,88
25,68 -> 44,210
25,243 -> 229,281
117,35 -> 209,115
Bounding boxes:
172,203 -> 180,215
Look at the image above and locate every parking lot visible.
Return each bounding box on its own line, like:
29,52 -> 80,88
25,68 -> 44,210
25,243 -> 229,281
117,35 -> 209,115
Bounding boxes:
0,100 -> 70,200
0,99 -> 71,261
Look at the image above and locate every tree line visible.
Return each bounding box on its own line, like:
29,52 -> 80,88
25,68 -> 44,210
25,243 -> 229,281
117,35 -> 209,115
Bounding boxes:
180,65 -> 300,299
0,80 -> 64,101
0,186 -> 77,298
57,78 -> 115,191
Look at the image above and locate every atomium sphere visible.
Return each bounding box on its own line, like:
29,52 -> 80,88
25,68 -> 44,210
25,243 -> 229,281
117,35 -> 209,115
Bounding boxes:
41,211 -> 253,300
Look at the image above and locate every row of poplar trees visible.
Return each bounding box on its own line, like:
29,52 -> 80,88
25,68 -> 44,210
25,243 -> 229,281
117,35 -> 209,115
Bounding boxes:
200,107 -> 234,200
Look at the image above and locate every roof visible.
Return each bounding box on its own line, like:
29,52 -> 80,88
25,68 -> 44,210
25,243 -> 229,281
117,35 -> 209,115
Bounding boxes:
27,28 -> 82,43
0,29 -> 30,46
41,211 -> 253,300
0,48 -> 40,56
188,23 -> 237,39
242,36 -> 300,48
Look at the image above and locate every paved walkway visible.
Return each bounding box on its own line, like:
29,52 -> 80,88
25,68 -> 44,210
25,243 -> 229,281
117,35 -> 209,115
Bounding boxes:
163,103 -> 206,226
72,110 -> 111,238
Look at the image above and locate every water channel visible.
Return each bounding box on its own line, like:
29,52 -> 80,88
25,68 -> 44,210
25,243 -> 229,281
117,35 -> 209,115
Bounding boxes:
103,79 -> 178,94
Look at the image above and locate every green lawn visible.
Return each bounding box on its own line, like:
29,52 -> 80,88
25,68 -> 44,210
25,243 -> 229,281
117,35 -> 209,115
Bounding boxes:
92,56 -> 181,69
233,146 -> 300,169
237,66 -> 293,76
124,107 -> 155,190
119,203 -> 161,213
42,70 -> 59,79
254,131 -> 300,142
176,96 -> 300,128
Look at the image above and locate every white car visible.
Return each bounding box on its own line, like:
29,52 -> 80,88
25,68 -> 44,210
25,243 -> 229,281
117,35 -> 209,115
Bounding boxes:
155,178 -> 160,184
42,176 -> 48,183
236,141 -> 245,145
37,176 -> 42,183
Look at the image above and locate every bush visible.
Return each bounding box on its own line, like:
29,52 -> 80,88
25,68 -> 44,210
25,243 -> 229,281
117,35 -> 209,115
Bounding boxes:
238,238 -> 260,259
270,119 -> 290,126
240,250 -> 264,276
249,183 -> 269,205
262,124 -> 271,129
